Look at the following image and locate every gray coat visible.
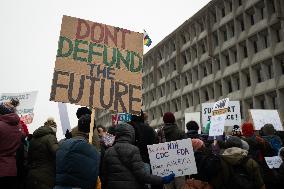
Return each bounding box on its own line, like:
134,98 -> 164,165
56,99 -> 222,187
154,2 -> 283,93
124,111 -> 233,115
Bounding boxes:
103,123 -> 163,189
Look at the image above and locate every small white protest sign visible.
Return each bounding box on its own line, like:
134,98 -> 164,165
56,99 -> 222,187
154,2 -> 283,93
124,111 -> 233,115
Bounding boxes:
102,133 -> 115,147
0,91 -> 38,124
209,98 -> 230,136
250,109 -> 283,131
185,112 -> 201,134
58,102 -> 71,135
202,101 -> 241,127
264,156 -> 283,169
147,139 -> 197,177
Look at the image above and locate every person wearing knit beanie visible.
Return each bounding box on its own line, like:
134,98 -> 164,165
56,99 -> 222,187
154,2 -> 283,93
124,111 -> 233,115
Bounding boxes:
163,112 -> 176,124
226,136 -> 249,151
44,117 -> 57,127
160,112 -> 185,142
231,125 -> 242,137
241,122 -> 254,137
44,117 -> 57,133
192,139 -> 204,151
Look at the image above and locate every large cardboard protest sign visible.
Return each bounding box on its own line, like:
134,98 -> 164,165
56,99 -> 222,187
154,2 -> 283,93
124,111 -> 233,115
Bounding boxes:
147,139 -> 197,177
0,91 -> 38,124
250,109 -> 283,131
185,112 -> 201,134
50,15 -> 143,114
202,101 -> 241,127
209,98 -> 229,136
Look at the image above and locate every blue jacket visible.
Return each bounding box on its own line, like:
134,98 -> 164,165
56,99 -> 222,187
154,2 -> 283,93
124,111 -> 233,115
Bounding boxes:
56,137 -> 100,189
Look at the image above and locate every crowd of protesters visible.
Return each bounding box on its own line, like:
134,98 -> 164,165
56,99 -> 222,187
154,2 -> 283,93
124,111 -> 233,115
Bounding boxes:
1,98 -> 284,189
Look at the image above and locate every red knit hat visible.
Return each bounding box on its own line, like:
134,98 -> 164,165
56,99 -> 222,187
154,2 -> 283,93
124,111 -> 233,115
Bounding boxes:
163,112 -> 176,124
241,122 -> 254,137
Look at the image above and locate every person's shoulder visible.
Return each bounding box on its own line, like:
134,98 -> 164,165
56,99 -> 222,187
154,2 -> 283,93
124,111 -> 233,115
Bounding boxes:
116,142 -> 138,154
245,157 -> 259,169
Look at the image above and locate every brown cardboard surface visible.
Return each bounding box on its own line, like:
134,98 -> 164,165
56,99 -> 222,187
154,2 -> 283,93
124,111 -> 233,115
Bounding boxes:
50,70 -> 141,113
56,39 -> 142,74
54,58 -> 142,86
51,15 -> 143,113
61,15 -> 143,55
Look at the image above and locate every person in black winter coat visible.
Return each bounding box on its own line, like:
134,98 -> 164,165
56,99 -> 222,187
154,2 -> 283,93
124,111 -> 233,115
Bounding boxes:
102,123 -> 174,189
158,112 -> 185,143
131,112 -> 157,164
157,112 -> 186,189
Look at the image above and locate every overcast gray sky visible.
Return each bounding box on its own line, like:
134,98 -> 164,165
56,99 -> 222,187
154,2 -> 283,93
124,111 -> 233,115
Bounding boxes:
0,0 -> 211,139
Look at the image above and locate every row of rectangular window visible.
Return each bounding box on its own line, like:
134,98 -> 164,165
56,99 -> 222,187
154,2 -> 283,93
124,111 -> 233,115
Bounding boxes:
143,56 -> 284,105
143,0 -> 278,73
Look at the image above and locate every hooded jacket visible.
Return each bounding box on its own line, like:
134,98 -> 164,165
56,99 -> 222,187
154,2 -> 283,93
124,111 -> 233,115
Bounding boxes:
210,147 -> 264,189
55,133 -> 100,189
163,123 -> 185,142
103,123 -> 163,189
26,126 -> 58,189
0,113 -> 22,176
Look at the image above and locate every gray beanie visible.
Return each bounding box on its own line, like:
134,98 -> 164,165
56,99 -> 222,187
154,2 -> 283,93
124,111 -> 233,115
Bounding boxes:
226,136 -> 242,148
226,136 -> 250,150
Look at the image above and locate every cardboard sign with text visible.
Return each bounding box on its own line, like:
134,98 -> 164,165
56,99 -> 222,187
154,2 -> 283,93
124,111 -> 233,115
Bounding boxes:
50,15 -> 143,114
265,156 -> 283,169
147,139 -> 197,177
0,91 -> 38,124
111,113 -> 132,125
250,109 -> 283,131
202,101 -> 241,127
209,98 -> 230,136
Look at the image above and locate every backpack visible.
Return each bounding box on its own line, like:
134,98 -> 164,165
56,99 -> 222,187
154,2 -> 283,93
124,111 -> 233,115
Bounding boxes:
194,151 -> 222,182
56,138 -> 100,188
266,137 -> 282,156
244,136 -> 265,163
224,157 -> 255,189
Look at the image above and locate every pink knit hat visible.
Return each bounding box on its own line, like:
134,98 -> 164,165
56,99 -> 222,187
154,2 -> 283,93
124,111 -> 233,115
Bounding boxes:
191,139 -> 204,151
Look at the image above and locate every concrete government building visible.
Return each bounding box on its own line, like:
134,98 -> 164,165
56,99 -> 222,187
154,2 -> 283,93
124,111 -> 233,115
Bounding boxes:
95,0 -> 284,130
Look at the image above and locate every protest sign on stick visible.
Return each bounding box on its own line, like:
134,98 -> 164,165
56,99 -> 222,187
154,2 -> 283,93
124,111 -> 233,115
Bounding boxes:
0,91 -> 38,124
250,109 -> 283,131
147,139 -> 197,177
209,98 -> 230,136
50,15 -> 143,114
58,102 -> 71,135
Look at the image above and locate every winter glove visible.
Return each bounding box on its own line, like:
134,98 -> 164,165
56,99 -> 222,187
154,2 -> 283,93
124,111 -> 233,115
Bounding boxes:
65,129 -> 72,139
162,173 -> 175,184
